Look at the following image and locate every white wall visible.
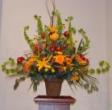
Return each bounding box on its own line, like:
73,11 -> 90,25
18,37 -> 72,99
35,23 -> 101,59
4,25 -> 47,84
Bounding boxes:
107,0 -> 112,109
0,0 -> 110,110
0,0 -> 2,34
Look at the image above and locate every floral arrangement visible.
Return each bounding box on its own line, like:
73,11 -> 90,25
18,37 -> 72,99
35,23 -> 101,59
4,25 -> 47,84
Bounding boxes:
1,0 -> 110,93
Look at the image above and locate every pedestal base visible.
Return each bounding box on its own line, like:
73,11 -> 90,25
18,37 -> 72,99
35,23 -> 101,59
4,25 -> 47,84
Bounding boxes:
34,95 -> 76,110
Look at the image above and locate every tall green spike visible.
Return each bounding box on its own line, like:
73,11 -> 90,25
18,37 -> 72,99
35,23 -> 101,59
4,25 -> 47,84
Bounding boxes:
24,26 -> 34,49
34,15 -> 43,35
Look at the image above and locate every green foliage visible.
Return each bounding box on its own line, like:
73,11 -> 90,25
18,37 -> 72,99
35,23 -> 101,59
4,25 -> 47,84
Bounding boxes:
68,74 -> 99,93
14,77 -> 26,90
99,60 -> 110,72
32,80 -> 39,91
44,25 -> 50,44
24,26 -> 34,49
80,75 -> 99,93
1,58 -> 17,76
89,68 -> 95,74
67,16 -> 76,46
77,28 -> 90,54
34,15 -> 43,35
55,10 -> 63,35
88,60 -> 110,75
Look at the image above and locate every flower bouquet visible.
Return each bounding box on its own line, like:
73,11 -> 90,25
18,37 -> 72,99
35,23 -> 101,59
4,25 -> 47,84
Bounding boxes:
0,0 -> 110,96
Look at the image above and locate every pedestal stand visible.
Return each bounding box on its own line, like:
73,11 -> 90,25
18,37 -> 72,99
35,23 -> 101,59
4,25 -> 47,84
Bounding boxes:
34,95 -> 76,110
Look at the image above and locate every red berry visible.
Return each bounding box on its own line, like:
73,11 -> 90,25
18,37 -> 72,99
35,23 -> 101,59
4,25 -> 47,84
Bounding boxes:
17,57 -> 25,64
63,31 -> 70,37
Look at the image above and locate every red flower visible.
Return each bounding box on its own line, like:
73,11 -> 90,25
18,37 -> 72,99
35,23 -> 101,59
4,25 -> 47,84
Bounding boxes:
75,54 -> 89,65
49,44 -> 57,52
17,56 -> 25,64
80,54 -> 89,64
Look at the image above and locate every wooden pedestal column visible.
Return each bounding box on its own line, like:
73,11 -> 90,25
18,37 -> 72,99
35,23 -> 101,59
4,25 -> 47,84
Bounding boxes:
34,95 -> 76,110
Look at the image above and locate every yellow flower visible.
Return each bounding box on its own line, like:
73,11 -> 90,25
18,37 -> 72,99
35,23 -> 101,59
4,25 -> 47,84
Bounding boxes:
49,26 -> 57,33
71,74 -> 79,81
50,32 -> 59,41
36,58 -> 52,71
